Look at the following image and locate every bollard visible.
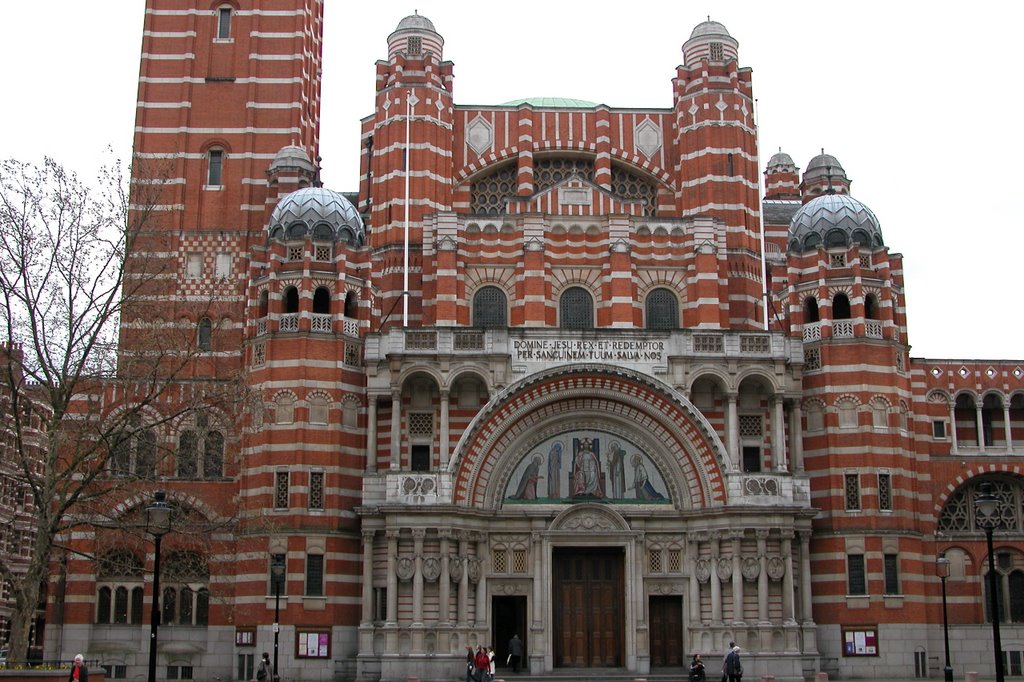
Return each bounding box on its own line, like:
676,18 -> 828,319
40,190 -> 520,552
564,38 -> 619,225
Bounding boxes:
815,673 -> 829,682
965,673 -> 978,682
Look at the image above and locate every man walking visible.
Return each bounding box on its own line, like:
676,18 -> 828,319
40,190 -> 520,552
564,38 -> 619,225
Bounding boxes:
724,645 -> 743,682
508,634 -> 524,673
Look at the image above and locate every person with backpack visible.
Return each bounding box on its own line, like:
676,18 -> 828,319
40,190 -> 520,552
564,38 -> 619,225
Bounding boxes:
255,652 -> 272,682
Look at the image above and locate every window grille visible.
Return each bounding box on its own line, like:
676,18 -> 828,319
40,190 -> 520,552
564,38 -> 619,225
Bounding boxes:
315,244 -> 331,262
804,346 -> 821,370
454,330 -> 485,350
472,286 -> 507,328
512,548 -> 528,573
739,415 -> 762,438
649,549 -> 663,573
534,157 -> 594,192
845,473 -> 861,511
253,342 -> 265,366
405,331 -> 437,349
830,253 -> 846,268
344,342 -> 361,366
407,36 -> 422,55
306,554 -> 324,596
709,42 -> 724,61
848,554 -> 866,595
668,549 -> 682,573
559,287 -> 594,329
275,470 -> 290,509
610,164 -> 657,216
740,335 -> 771,353
895,350 -> 905,372
493,549 -> 507,573
878,473 -> 892,511
645,288 -> 678,329
693,334 -> 723,353
309,471 -> 324,510
470,164 -> 517,215
287,245 -> 303,261
408,412 -> 434,437
883,553 -> 900,594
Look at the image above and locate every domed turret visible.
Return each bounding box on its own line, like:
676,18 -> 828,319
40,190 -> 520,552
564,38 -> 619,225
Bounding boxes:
268,145 -> 316,175
682,19 -> 739,67
800,150 -> 851,201
788,194 -> 883,253
764,149 -> 800,201
269,187 -> 365,247
387,11 -> 443,61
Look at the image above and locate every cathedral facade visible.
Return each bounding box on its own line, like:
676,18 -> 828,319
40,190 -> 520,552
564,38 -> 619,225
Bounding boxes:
45,3 -> 1024,682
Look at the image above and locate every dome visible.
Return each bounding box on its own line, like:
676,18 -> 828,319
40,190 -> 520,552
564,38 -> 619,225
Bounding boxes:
268,145 -> 315,174
395,12 -> 436,33
804,152 -> 847,183
788,194 -> 883,253
689,20 -> 732,40
499,97 -> 600,108
766,150 -> 797,173
269,187 -> 364,246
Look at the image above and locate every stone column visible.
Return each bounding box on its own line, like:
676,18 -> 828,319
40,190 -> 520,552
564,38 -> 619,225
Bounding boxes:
412,529 -> 425,626
975,403 -> 986,451
475,534 -> 488,625
799,531 -> 814,625
532,532 -> 543,628
390,389 -> 401,469
440,389 -> 451,468
730,530 -> 744,625
727,393 -> 740,471
949,402 -> 959,455
361,530 -> 375,624
773,397 -> 788,471
458,532 -> 470,626
385,530 -> 399,625
781,531 -> 796,623
1003,401 -> 1013,453
439,530 -> 452,626
756,530 -> 769,624
687,534 -> 701,623
710,532 -> 722,625
789,401 -> 804,473
366,395 -> 378,472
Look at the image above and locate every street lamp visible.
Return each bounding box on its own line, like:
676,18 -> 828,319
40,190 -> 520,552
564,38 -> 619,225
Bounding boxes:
975,482 -> 1005,682
935,556 -> 953,682
145,491 -> 172,682
271,554 -> 285,682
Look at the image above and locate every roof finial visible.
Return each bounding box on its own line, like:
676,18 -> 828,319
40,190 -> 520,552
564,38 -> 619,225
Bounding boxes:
707,15 -> 711,22
414,9 -> 419,14
313,156 -> 323,188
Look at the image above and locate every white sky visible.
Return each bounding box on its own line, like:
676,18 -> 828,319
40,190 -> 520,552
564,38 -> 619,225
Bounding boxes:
2,2 -> 1021,360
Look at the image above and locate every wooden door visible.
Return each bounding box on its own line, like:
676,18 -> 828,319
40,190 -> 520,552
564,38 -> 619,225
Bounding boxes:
552,548 -> 623,667
649,595 -> 683,667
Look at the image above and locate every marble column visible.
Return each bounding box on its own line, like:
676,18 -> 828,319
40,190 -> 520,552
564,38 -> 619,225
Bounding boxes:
789,402 -> 804,473
385,530 -> 399,625
710,532 -> 722,625
440,389 -> 450,468
799,531 -> 814,624
390,389 -> 401,469
781,531 -> 796,623
773,397 -> 788,471
366,395 -> 378,472
687,534 -> 701,623
949,402 -> 959,455
439,530 -> 452,626
727,394 -> 740,471
361,530 -> 375,624
1003,401 -> 1014,453
730,531 -> 744,625
458,532 -> 470,626
975,403 -> 986,451
475,534 -> 488,625
412,529 -> 425,626
531,533 -> 543,628
756,530 -> 769,624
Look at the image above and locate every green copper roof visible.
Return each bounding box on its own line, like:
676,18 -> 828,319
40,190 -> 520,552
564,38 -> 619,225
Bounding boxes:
499,97 -> 600,108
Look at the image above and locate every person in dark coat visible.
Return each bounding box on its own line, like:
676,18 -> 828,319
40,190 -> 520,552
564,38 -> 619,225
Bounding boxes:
507,633 -> 524,673
724,646 -> 743,682
689,653 -> 706,682
68,655 -> 88,682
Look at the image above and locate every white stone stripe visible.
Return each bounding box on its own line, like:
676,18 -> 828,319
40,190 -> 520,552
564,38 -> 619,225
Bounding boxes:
135,151 -> 277,160
144,31 -> 197,37
246,102 -> 301,109
147,8 -> 307,16
128,203 -> 185,211
249,53 -> 304,61
679,146 -> 758,162
250,32 -> 305,38
374,169 -> 452,185
142,53 -> 195,60
375,140 -> 454,159
680,203 -> 760,218
137,101 -> 192,109
134,126 -> 300,134
139,76 -> 303,84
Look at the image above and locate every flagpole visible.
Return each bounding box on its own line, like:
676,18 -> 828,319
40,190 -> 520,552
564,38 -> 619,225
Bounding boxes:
403,90 -> 412,327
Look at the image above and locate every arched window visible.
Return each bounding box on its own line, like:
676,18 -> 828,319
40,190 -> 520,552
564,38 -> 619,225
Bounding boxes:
283,286 -> 299,314
833,293 -> 851,319
645,288 -> 679,329
838,399 -> 858,428
203,430 -> 224,478
177,412 -> 224,479
207,149 -> 223,186
96,551 -> 144,625
161,552 -> 210,626
312,223 -> 333,241
824,229 -> 847,248
197,317 -> 212,351
258,291 -> 269,318
864,294 -> 878,320
472,286 -> 507,328
344,291 -> 358,318
216,6 -> 232,39
313,287 -> 331,315
560,286 -> 594,330
177,431 -> 198,478
804,297 -> 820,323
803,233 -> 821,250
277,394 -> 295,424
851,229 -> 872,247
111,415 -> 158,479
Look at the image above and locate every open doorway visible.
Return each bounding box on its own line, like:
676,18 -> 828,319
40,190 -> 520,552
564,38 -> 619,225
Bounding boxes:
492,595 -> 527,671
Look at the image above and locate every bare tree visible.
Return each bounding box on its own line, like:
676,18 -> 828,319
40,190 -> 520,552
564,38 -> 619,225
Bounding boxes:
0,156 -> 238,663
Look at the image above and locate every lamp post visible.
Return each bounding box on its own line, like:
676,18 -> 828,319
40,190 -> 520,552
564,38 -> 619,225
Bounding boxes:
145,491 -> 172,682
936,556 -> 953,682
271,554 -> 285,682
975,482 -> 1005,682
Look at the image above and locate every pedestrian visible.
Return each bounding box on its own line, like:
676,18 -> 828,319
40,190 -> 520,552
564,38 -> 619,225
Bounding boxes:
507,633 -> 524,673
68,655 -> 88,682
256,652 -> 272,682
474,645 -> 489,682
720,641 -> 735,682
487,647 -> 495,682
465,646 -> 475,682
724,645 -> 743,682
689,653 -> 706,682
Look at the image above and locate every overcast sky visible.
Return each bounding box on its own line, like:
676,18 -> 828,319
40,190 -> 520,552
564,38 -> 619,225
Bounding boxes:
2,2 -> 1021,361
